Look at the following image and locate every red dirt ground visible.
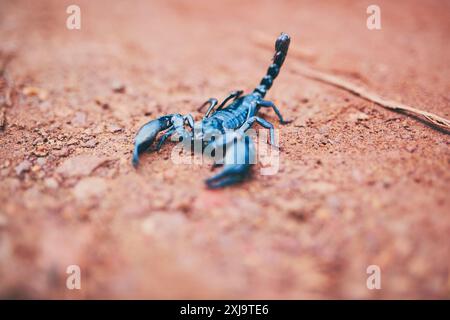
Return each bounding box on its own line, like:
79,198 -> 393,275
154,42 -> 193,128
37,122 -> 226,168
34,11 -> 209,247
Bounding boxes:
0,0 -> 449,299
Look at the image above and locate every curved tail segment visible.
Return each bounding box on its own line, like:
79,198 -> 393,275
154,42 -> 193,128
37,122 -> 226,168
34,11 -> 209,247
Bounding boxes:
254,33 -> 290,98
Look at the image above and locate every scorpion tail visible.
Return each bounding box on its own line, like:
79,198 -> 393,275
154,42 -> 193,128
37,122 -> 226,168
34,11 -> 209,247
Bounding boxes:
253,32 -> 290,98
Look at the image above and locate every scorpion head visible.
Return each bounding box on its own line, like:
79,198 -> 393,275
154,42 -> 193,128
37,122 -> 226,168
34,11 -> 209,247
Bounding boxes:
193,119 -> 223,142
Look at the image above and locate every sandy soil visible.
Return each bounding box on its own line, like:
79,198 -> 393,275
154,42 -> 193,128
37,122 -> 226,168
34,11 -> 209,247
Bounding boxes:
0,0 -> 449,299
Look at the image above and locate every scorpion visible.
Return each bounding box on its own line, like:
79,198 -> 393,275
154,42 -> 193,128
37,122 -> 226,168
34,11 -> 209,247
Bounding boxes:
132,33 -> 291,188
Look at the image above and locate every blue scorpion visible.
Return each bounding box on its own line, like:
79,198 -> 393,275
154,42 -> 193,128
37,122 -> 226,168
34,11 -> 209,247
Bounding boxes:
132,33 -> 291,188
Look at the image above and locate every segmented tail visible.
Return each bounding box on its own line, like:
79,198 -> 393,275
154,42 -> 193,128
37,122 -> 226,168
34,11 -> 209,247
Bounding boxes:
254,32 -> 290,98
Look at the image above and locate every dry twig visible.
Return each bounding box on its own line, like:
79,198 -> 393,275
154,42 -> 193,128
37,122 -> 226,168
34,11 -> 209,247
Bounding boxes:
253,33 -> 450,133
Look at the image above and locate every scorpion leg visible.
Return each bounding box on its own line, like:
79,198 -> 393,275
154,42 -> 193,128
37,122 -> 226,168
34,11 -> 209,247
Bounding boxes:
198,91 -> 243,118
156,113 -> 195,151
205,133 -> 255,189
197,98 -> 218,118
216,90 -> 243,111
240,116 -> 276,146
155,127 -> 176,151
184,114 -> 195,128
257,100 -> 291,124
174,115 -> 194,144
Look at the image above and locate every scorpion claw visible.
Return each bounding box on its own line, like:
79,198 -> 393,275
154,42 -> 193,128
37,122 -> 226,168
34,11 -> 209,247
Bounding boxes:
132,145 -> 142,168
205,164 -> 251,189
132,118 -> 171,168
205,134 -> 255,189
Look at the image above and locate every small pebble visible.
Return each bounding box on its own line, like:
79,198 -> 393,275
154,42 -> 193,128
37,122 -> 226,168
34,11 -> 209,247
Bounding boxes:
33,146 -> 48,157
71,112 -> 87,127
112,81 -> 126,93
15,160 -> 32,175
1,160 -> 10,168
81,139 -> 98,148
54,147 -> 70,157
44,178 -> 59,189
406,145 -> 417,153
109,124 -> 123,133
22,86 -> 48,101
348,111 -> 370,122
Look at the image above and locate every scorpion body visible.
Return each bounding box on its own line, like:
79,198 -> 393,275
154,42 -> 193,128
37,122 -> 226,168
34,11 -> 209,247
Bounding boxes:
132,33 -> 291,188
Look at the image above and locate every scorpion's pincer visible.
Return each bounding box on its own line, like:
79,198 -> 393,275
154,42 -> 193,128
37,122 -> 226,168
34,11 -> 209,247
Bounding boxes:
132,119 -> 166,168
205,133 -> 256,189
